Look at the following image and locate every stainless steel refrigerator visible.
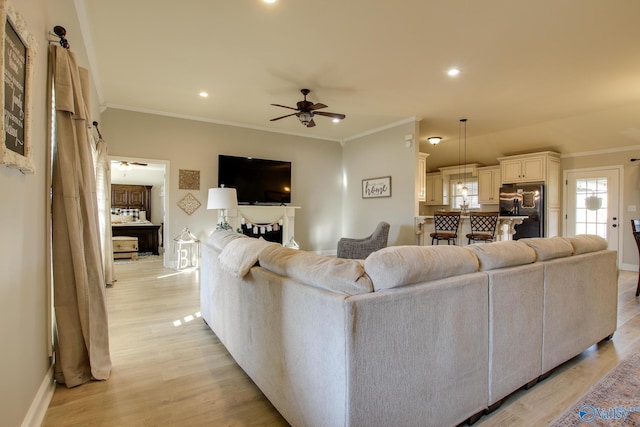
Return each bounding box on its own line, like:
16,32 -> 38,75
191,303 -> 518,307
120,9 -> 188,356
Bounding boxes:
499,183 -> 545,239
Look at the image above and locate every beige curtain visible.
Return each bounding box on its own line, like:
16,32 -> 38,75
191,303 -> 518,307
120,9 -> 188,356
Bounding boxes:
93,132 -> 114,286
50,45 -> 112,387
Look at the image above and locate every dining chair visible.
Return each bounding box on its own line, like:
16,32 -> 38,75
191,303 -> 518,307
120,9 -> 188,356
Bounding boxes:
466,212 -> 500,244
630,219 -> 640,296
430,212 -> 461,245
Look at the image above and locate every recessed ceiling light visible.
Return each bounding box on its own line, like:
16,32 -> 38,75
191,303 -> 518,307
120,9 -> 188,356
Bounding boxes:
447,68 -> 460,77
199,91 -> 209,98
264,0 -> 276,3
333,118 -> 340,123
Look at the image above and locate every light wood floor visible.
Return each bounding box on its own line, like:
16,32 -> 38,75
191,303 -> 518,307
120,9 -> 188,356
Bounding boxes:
42,261 -> 640,427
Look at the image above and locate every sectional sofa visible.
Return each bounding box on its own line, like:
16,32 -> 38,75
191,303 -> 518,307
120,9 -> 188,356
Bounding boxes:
200,231 -> 618,427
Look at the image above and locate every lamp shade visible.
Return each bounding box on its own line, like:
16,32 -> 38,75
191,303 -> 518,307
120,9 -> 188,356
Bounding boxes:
207,187 -> 238,210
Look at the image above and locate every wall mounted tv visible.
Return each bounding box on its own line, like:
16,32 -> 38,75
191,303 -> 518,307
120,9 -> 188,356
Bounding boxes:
218,155 -> 292,205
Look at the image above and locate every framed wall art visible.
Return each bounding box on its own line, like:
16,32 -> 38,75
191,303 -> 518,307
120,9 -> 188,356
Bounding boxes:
362,176 -> 392,199
0,0 -> 35,173
178,169 -> 200,190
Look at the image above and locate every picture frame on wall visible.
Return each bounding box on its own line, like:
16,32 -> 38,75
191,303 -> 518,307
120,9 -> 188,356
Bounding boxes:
0,1 -> 35,174
362,176 -> 392,199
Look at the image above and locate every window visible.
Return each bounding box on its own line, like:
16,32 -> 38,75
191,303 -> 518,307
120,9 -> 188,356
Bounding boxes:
450,178 -> 480,210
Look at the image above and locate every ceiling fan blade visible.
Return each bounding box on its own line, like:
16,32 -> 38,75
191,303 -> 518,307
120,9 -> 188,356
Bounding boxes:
314,111 -> 346,120
307,119 -> 316,128
308,103 -> 328,111
131,162 -> 148,166
270,103 -> 299,111
270,113 -> 297,121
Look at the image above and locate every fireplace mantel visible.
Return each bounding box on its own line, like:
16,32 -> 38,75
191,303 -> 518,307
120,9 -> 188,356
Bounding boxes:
227,206 -> 300,246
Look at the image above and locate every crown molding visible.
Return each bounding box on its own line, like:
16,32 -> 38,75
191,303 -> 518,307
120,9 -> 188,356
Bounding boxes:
104,104 -> 342,142
342,117 -> 422,143
560,144 -> 640,158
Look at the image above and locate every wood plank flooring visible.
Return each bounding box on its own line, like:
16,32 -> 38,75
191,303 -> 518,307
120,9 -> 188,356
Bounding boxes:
42,261 -> 640,427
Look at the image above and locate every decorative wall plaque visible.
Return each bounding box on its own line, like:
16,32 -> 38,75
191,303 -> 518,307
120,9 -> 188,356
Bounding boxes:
177,192 -> 201,215
179,169 -> 200,190
0,1 -> 36,173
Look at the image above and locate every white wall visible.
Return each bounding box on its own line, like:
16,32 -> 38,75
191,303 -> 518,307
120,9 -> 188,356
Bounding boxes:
342,121 -> 420,246
0,0 -> 52,425
101,108 -> 344,252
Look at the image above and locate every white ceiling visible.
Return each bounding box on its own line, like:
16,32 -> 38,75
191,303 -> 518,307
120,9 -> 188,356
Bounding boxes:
59,0 -> 640,148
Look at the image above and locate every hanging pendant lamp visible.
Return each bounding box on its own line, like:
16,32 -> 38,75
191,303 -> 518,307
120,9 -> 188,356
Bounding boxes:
457,120 -> 463,191
461,119 -> 468,198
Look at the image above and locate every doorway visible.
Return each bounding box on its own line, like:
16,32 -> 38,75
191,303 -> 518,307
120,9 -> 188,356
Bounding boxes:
109,156 -> 171,268
564,166 -> 622,260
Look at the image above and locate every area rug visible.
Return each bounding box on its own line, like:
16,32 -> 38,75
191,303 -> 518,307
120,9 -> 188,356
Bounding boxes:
550,351 -> 640,426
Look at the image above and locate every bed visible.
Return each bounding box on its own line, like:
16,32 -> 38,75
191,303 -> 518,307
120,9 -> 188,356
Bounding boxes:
111,184 -> 162,255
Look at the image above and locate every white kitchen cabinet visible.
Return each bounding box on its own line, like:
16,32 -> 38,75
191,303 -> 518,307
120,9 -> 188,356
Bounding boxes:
500,155 -> 545,183
425,172 -> 448,205
417,153 -> 428,202
497,151 -> 561,237
478,166 -> 501,205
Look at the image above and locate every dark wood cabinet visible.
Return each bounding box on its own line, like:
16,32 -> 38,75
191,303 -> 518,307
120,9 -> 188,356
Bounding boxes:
112,184 -> 152,213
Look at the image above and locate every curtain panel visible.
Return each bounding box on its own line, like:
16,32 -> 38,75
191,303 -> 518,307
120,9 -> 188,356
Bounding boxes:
50,45 -> 111,387
93,134 -> 114,286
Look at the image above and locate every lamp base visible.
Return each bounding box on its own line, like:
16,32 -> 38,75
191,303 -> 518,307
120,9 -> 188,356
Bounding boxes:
216,222 -> 233,231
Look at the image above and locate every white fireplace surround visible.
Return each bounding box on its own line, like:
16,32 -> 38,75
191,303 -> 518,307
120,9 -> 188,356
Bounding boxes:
226,206 -> 299,246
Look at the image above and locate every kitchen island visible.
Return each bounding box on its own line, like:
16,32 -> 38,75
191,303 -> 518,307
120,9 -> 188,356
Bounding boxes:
415,215 -> 530,246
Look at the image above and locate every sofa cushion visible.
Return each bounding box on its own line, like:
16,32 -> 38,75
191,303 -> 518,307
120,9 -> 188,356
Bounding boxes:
464,241 -> 536,271
217,236 -> 276,277
364,245 -> 479,291
207,229 -> 248,251
520,237 -> 574,261
563,234 -> 608,255
259,245 -> 373,295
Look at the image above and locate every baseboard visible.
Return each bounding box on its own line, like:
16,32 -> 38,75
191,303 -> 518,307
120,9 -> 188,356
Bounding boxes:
620,263 -> 638,272
21,366 -> 55,427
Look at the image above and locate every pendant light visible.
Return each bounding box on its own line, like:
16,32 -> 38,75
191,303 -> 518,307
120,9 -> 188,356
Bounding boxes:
457,121 -> 463,191
461,119 -> 468,198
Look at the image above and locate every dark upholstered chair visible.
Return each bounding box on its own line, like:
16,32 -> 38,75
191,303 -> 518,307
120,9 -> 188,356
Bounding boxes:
466,212 -> 499,244
430,212 -> 461,245
337,222 -> 390,259
631,219 -> 640,296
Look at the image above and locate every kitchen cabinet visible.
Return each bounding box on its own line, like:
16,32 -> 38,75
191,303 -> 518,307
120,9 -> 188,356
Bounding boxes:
497,151 -> 561,237
425,172 -> 448,205
478,166 -> 501,204
500,155 -> 545,183
417,153 -> 428,202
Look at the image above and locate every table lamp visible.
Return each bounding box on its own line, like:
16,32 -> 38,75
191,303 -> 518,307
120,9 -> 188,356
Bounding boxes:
207,187 -> 238,230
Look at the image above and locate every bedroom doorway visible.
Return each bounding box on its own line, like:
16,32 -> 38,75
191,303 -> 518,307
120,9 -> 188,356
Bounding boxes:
109,156 -> 171,268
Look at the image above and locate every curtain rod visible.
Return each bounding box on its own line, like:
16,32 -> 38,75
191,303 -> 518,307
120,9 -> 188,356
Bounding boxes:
92,121 -> 103,140
50,25 -> 70,49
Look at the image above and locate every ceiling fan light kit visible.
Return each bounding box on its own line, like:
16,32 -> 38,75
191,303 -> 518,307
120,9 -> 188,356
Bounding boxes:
270,89 -> 346,128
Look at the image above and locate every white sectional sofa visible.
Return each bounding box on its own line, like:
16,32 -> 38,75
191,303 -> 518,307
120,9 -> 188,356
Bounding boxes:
200,231 -> 618,427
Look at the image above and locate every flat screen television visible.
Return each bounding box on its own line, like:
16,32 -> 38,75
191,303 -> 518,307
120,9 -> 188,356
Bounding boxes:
218,155 -> 291,205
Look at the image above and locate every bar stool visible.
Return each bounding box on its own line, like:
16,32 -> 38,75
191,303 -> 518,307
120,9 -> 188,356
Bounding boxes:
631,219 -> 640,296
430,212 -> 461,245
466,212 -> 499,244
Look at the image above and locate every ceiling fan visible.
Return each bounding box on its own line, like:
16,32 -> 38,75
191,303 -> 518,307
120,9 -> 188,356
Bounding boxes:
270,89 -> 346,128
